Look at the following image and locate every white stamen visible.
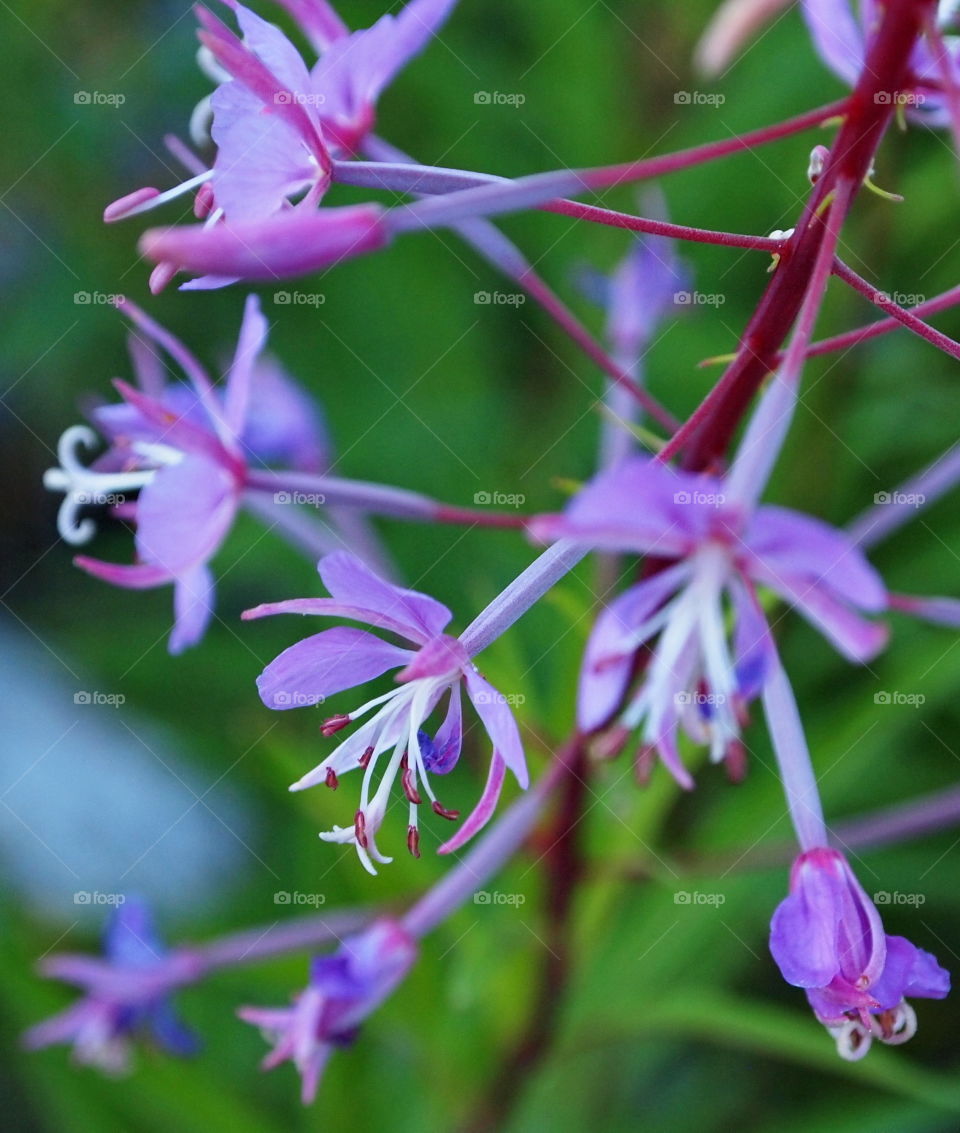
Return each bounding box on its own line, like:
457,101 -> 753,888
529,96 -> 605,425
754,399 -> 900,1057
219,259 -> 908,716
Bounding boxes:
119,171 -> 215,221
43,425 -> 157,545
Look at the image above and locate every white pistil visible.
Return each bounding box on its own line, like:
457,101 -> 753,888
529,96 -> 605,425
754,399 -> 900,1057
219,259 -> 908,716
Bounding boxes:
115,171 -> 215,222
43,426 -> 160,545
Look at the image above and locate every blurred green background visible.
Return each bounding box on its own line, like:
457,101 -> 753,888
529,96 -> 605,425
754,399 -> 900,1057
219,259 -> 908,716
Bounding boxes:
2,0 -> 959,1130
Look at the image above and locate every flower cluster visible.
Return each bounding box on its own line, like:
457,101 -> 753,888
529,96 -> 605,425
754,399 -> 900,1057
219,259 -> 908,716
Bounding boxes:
24,0 -> 960,1111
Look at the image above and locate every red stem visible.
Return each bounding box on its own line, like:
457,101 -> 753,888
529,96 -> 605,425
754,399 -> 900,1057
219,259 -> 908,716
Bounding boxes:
832,258 -> 960,361
661,0 -> 936,471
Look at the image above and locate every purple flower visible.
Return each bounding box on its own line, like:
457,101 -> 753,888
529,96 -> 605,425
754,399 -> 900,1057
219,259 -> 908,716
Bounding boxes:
530,449 -> 887,786
238,918 -> 415,1102
22,898 -> 200,1073
770,848 -> 950,1059
800,0 -> 960,125
243,551 -> 528,873
106,0 -> 457,288
43,295 -> 325,653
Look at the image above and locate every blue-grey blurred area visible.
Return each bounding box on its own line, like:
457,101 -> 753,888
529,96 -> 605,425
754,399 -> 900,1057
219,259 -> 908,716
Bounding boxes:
0,623 -> 252,925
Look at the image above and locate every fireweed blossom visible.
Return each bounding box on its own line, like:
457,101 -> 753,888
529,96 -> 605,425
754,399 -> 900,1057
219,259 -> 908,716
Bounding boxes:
22,899 -> 200,1072
244,551 -> 530,873
43,295 -> 339,653
104,0 -> 458,290
762,664 -> 950,1058
770,847 -> 950,1058
239,918 -> 416,1101
529,370 -> 889,787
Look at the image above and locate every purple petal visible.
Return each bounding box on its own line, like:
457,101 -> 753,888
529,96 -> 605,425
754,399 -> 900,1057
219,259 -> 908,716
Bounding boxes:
242,596 -> 436,642
464,668 -> 528,788
272,0 -> 349,51
577,565 -> 688,732
256,626 -> 413,708
74,557 -> 172,589
529,458 -> 713,557
890,593 -> 960,628
170,563 -> 216,654
140,205 -> 389,282
223,294 -> 269,435
868,935 -> 922,1011
801,0 -> 864,85
319,551 -> 452,643
769,878 -> 843,989
730,577 -> 775,702
112,380 -> 227,464
753,566 -> 889,663
426,685 -> 462,773
746,505 -> 887,612
135,454 -> 238,575
210,80 -> 320,221
437,752 -> 506,855
605,230 -> 688,359
903,943 -> 951,1000
231,2 -> 315,92
240,354 -> 329,472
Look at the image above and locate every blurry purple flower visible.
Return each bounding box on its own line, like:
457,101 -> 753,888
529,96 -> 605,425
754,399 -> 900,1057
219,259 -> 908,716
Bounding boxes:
107,0 -> 457,288
239,918 -> 415,1103
770,848 -> 949,1059
243,551 -> 528,873
23,898 -> 200,1073
530,375 -> 888,786
43,295 -> 325,653
800,0 -> 960,126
